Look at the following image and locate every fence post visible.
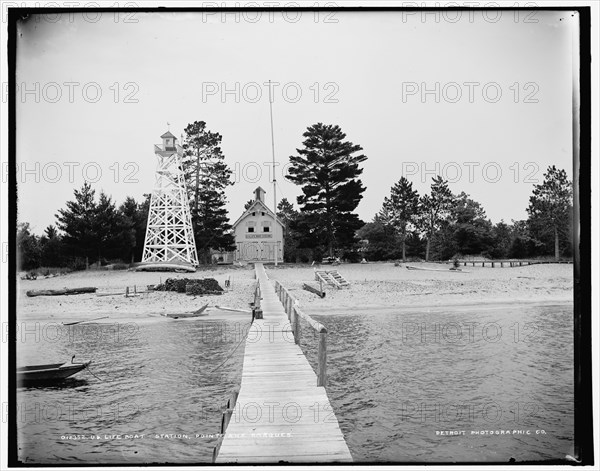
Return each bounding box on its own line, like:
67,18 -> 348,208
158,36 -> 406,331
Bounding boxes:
317,329 -> 327,387
291,307 -> 297,343
294,308 -> 301,345
281,290 -> 286,316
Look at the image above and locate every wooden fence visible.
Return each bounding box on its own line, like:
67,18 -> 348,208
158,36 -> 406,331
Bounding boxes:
458,259 -> 573,268
273,280 -> 328,387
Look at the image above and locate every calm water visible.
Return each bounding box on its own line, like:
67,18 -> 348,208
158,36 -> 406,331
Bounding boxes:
302,302 -> 574,463
17,303 -> 573,464
17,317 -> 251,464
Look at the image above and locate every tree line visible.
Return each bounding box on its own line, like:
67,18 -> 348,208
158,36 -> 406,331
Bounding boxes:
354,166 -> 572,263
17,121 -> 573,271
18,120 -> 235,271
276,124 -> 572,264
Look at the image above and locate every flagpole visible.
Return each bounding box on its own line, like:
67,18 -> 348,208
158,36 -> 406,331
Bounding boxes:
268,80 -> 278,266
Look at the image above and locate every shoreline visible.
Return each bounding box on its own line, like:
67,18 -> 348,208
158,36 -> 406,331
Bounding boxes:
17,262 -> 573,321
302,297 -> 572,316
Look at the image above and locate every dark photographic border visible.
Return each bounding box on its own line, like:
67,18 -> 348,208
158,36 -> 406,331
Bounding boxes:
6,5 -> 593,467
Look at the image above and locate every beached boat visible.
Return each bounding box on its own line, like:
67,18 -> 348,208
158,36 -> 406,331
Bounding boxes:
17,357 -> 90,384
162,303 -> 209,319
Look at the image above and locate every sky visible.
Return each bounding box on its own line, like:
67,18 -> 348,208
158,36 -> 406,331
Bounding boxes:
14,8 -> 577,234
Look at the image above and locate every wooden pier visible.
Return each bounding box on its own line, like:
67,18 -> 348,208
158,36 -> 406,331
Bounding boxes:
214,263 -> 352,464
458,259 -> 573,268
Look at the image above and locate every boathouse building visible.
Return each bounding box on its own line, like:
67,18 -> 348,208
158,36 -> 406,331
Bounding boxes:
231,187 -> 284,263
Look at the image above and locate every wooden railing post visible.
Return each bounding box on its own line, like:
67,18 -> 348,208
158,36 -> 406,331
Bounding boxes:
221,388 -> 239,435
295,308 -> 301,345
317,329 -> 327,387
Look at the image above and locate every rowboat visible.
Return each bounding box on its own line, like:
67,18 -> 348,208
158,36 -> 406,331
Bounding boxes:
17,356 -> 90,384
162,303 -> 209,319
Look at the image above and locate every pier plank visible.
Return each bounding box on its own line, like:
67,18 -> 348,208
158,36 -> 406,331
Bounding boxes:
215,263 -> 352,464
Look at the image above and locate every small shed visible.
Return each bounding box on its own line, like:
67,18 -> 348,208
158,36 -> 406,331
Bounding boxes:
231,187 -> 284,263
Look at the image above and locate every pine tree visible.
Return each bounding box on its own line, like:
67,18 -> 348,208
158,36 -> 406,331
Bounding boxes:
287,123 -> 367,258
277,198 -> 300,262
40,224 -> 65,267
17,223 -> 41,270
526,165 -> 572,260
378,177 -> 420,261
182,121 -> 235,263
55,183 -> 126,265
448,192 -> 493,257
417,176 -> 454,261
55,182 -> 98,265
94,191 -> 120,263
118,197 -> 140,263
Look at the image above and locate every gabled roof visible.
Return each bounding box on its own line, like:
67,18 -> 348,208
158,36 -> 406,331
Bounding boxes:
161,131 -> 176,139
232,199 -> 284,229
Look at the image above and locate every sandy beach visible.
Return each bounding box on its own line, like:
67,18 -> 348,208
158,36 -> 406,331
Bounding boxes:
266,261 -> 573,313
17,266 -> 257,324
17,262 -> 573,323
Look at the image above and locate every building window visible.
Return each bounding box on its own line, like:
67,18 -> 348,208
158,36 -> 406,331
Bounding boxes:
247,221 -> 256,233
262,221 -> 271,233
261,212 -> 265,216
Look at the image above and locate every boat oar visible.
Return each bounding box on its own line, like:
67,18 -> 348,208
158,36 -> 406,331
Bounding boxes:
62,316 -> 109,326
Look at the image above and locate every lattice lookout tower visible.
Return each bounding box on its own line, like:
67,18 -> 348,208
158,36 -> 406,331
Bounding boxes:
141,131 -> 199,269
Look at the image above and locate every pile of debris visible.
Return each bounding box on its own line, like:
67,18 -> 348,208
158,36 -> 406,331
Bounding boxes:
154,278 -> 224,295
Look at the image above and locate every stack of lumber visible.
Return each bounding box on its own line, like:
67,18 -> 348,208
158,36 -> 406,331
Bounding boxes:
314,270 -> 350,289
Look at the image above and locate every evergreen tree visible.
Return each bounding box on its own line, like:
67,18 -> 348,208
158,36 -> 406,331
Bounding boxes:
117,197 -> 140,263
508,219 -> 542,258
356,217 -> 401,261
55,183 -> 126,265
55,182 -> 98,265
486,220 -> 512,259
40,224 -> 65,267
526,165 -> 572,260
44,225 -> 58,239
417,176 -> 454,261
182,121 -> 235,263
93,191 -> 121,262
135,194 -> 151,262
449,192 -> 493,256
287,123 -> 367,258
17,223 -> 41,270
276,198 -> 300,263
378,177 -> 420,261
